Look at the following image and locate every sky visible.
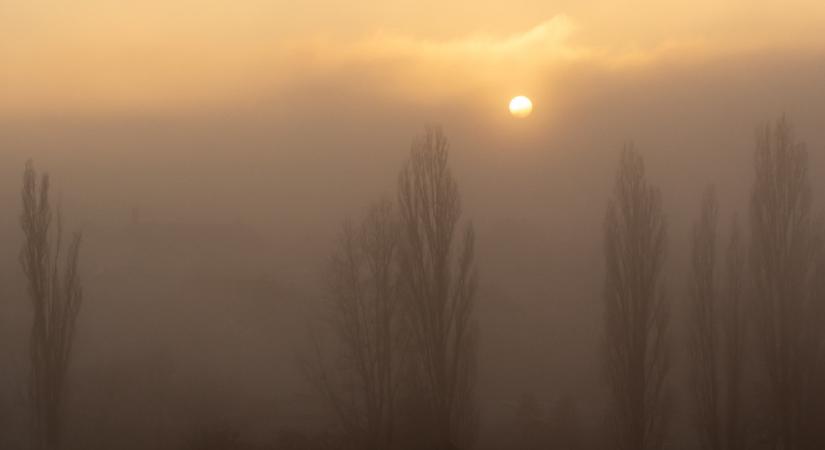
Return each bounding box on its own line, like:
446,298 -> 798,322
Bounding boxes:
3,0 -> 825,261
4,0 -> 825,116
3,0 -> 825,239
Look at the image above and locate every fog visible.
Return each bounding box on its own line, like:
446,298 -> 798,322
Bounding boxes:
2,28 -> 825,449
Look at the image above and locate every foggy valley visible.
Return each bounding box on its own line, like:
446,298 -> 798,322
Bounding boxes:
3,2 -> 825,449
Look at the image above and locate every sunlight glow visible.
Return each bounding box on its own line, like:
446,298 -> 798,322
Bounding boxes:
509,96 -> 533,118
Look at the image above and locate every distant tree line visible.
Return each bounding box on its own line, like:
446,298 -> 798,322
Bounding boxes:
600,116 -> 825,450
10,115 -> 825,450
308,116 -> 825,450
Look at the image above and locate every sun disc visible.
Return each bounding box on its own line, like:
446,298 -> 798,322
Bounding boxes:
509,96 -> 533,118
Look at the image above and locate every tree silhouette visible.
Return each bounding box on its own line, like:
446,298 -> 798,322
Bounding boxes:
305,200 -> 402,450
722,215 -> 746,450
687,187 -> 721,450
603,145 -> 669,450
19,160 -> 83,450
687,187 -> 747,450
749,116 -> 825,450
396,126 -> 478,450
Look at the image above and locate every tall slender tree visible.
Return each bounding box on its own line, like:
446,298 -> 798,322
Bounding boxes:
397,126 -> 478,450
688,187 -> 721,450
686,188 -> 748,450
19,160 -> 83,450
749,116 -> 824,450
722,215 -> 746,450
305,200 -> 402,450
603,145 -> 669,450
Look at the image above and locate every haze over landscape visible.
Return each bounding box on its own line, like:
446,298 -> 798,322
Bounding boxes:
3,1 -> 825,449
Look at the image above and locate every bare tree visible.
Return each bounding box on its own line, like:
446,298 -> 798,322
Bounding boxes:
304,200 -> 402,450
603,144 -> 669,450
396,126 -> 478,450
749,116 -> 824,450
686,188 -> 749,450
19,160 -> 83,450
687,187 -> 721,450
722,215 -> 746,450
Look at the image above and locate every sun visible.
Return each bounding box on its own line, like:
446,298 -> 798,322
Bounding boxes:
509,96 -> 533,118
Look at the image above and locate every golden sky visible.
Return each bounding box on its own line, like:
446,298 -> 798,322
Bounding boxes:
3,0 -> 825,115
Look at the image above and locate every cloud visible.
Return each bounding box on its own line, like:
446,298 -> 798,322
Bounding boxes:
279,15 -> 581,102
349,15 -> 579,59
286,14 -> 718,104
0,9 -> 817,117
